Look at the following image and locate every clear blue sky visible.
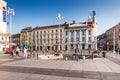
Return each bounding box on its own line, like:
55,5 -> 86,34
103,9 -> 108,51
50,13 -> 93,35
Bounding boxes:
5,0 -> 120,35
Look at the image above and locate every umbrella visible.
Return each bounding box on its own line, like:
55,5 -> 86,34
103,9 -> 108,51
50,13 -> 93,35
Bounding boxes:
9,42 -> 17,46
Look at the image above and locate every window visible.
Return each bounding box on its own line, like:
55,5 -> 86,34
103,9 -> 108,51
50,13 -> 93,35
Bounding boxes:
76,31 -> 79,36
82,37 -> 85,42
60,29 -> 62,32
56,39 -> 58,44
82,44 -> 85,49
33,32 -> 35,34
71,31 -> 74,36
66,31 -> 68,36
94,37 -> 96,40
52,30 -> 53,33
76,37 -> 79,42
82,30 -> 85,35
65,38 -> 68,42
51,34 -> 53,38
88,37 -> 91,42
37,31 -> 39,34
56,30 -> 58,32
88,30 -> 91,35
40,41 -> 42,44
71,38 -> 74,42
48,39 -> 49,43
88,44 -> 91,49
44,31 -> 46,34
1,36 -> 3,40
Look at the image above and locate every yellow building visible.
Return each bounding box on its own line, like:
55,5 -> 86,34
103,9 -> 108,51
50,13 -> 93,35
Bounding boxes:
20,27 -> 32,48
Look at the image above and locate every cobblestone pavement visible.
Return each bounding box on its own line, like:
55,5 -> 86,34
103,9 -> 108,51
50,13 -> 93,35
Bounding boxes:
0,52 -> 120,80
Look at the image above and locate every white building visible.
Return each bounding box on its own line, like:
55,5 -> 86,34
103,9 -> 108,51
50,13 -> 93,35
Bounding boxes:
64,11 -> 97,51
0,0 -> 9,51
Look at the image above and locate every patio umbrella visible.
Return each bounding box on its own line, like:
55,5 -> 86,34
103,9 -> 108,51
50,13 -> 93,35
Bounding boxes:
9,42 -> 17,46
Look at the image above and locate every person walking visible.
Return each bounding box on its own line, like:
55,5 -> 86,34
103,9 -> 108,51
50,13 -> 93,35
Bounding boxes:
8,47 -> 14,57
36,49 -> 39,60
32,50 -> 36,58
118,48 -> 120,55
22,45 -> 28,58
15,46 -> 20,57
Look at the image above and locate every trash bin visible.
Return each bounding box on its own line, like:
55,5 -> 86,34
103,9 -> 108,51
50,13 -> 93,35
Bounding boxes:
83,56 -> 86,60
65,57 -> 68,60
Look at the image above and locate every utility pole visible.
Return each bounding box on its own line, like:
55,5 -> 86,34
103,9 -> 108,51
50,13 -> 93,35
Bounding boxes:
7,8 -> 15,42
56,13 -> 63,50
113,29 -> 116,53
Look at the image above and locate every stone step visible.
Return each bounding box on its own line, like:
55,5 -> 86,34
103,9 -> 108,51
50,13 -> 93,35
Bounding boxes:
38,54 -> 63,60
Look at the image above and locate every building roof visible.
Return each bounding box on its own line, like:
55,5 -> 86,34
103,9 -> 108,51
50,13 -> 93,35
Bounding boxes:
12,33 -> 20,38
65,21 -> 94,29
33,24 -> 69,31
106,23 -> 120,32
21,27 -> 32,32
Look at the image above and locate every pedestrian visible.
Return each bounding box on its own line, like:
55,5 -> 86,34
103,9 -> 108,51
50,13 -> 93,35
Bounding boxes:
118,48 -> 120,55
75,49 -> 77,53
74,49 -> 79,61
23,45 -> 28,58
32,50 -> 36,58
15,46 -> 20,57
36,49 -> 39,60
8,47 -> 14,57
102,51 -> 106,58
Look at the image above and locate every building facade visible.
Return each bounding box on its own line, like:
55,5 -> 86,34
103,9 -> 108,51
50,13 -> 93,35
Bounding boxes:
64,21 -> 97,51
32,10 -> 97,51
20,27 -> 32,48
32,24 -> 67,51
0,0 -> 9,51
12,33 -> 20,46
97,33 -> 107,50
106,23 -> 120,50
64,11 -> 97,51
0,0 -> 7,33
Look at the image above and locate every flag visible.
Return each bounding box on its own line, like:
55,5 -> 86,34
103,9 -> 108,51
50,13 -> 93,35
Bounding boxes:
2,6 -> 7,22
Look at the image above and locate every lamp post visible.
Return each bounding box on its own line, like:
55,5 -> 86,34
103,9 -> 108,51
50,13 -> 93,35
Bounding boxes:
56,13 -> 63,50
107,42 -> 109,51
7,8 -> 15,42
113,29 -> 116,53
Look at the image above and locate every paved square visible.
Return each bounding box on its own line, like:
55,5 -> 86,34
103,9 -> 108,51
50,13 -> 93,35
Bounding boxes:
0,52 -> 120,80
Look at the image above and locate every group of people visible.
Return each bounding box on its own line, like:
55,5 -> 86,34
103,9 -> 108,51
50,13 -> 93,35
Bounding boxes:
7,46 -> 39,59
8,45 -> 28,58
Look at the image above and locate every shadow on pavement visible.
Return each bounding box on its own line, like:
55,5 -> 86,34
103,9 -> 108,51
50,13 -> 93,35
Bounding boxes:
0,65 -> 119,80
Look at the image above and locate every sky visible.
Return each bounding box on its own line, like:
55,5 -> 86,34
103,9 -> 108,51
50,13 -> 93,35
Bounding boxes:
5,0 -> 120,35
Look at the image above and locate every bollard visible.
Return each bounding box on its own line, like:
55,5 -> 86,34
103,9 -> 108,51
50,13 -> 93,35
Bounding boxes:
65,57 -> 68,60
83,56 -> 86,60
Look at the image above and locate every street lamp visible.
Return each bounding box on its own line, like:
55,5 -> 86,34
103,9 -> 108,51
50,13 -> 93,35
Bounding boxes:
113,29 -> 116,53
107,42 -> 109,51
56,13 -> 63,50
7,8 -> 15,42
